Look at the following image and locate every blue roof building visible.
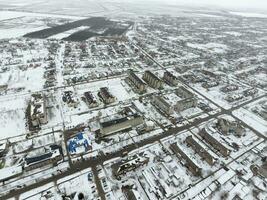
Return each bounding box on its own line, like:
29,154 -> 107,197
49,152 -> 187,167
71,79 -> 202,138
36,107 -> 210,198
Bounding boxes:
67,132 -> 91,154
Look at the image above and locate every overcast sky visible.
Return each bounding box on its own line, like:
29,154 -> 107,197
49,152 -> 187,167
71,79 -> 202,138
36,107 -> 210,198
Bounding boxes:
137,0 -> 267,12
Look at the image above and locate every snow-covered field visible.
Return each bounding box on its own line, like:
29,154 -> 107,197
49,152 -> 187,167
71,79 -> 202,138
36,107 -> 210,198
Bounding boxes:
0,10 -> 86,39
0,96 -> 29,139
230,11 -> 267,18
187,42 -> 228,54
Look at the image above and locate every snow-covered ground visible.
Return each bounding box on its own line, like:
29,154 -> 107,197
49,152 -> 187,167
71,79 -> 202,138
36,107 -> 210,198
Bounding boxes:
0,96 -> 29,139
230,11 -> 267,18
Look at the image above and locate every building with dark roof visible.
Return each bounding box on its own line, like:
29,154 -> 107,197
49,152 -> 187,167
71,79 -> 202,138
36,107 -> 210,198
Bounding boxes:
24,145 -> 62,170
84,91 -> 98,108
122,186 -> 141,200
99,87 -> 116,104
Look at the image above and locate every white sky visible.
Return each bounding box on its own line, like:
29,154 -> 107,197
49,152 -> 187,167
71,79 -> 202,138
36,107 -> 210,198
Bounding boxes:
136,0 -> 267,12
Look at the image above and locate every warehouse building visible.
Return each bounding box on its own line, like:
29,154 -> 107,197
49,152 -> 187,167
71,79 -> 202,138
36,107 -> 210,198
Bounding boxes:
100,113 -> 144,137
0,165 -> 23,182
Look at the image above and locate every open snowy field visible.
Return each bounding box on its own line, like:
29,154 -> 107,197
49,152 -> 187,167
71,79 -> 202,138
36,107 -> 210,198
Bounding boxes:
0,10 -> 86,39
0,95 -> 29,139
230,11 -> 267,18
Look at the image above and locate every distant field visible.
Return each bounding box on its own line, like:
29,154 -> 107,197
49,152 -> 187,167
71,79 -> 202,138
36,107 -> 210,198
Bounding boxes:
24,17 -> 133,41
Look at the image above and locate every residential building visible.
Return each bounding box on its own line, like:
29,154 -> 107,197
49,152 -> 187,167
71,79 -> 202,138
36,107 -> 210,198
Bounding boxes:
99,87 -> 116,104
243,88 -> 258,97
30,93 -> 48,127
127,70 -> 147,93
84,91 -> 98,108
112,154 -> 149,179
142,70 -> 163,89
202,81 -> 219,88
0,140 -> 8,157
163,71 -> 178,86
199,128 -> 231,157
152,95 -> 174,115
170,142 -> 202,176
225,94 -> 243,102
122,187 -> 141,200
175,86 -> 197,112
62,91 -> 78,107
220,84 -> 239,93
185,135 -> 215,165
217,117 -> 244,137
